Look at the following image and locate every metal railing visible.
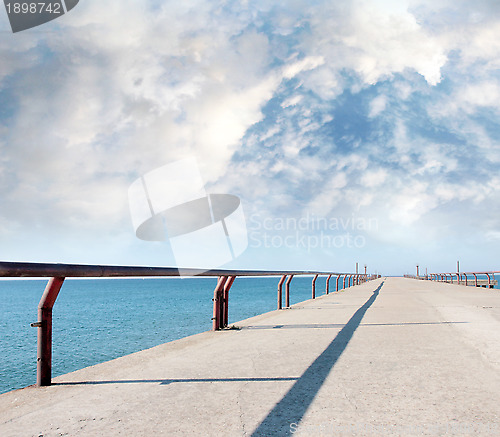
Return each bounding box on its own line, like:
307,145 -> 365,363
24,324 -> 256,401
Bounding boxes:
0,261 -> 376,387
406,271 -> 499,288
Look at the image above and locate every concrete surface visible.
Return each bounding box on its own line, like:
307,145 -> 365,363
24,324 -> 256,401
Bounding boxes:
1,277 -> 499,436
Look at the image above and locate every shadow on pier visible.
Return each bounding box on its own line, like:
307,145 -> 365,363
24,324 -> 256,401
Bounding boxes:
251,281 -> 384,437
244,321 -> 466,330
53,377 -> 299,386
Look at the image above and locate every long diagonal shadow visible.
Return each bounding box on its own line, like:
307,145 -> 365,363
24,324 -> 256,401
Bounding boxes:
251,281 -> 384,437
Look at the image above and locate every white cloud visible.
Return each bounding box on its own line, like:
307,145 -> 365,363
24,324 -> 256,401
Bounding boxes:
462,82 -> 500,111
281,94 -> 304,108
388,183 -> 436,225
368,94 -> 387,118
282,55 -> 325,79
361,169 -> 388,187
306,172 -> 348,216
188,77 -> 280,181
302,0 -> 447,88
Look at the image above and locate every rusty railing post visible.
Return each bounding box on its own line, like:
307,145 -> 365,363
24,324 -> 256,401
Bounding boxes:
343,274 -> 347,289
34,276 -> 65,387
212,276 -> 228,331
312,274 -> 318,299
285,275 -> 294,308
277,275 -> 287,310
336,275 -> 340,292
326,274 -> 332,294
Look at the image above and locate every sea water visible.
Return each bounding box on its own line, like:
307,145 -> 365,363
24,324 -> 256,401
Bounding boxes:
0,275 -> 338,394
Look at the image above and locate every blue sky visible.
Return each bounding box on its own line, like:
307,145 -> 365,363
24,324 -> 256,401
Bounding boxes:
1,0 -> 500,275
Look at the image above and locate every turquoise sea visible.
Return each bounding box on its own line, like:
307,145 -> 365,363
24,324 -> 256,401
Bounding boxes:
0,275 -> 339,395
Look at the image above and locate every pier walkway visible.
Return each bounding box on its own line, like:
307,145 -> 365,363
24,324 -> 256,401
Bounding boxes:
1,277 -> 499,436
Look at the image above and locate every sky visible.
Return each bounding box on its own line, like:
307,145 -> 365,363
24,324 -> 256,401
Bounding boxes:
1,0 -> 500,276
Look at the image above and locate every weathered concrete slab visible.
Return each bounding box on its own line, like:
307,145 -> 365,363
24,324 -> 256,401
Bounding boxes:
1,277 -> 499,436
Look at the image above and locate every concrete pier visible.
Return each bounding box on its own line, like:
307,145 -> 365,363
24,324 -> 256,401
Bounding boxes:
1,277 -> 499,436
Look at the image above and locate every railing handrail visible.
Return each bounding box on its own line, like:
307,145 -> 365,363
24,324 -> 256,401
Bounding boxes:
0,261 -> 358,278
